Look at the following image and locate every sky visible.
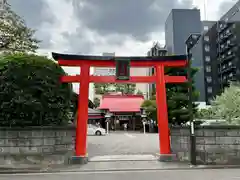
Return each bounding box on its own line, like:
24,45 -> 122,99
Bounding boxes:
7,0 -> 239,57
6,0 -> 239,93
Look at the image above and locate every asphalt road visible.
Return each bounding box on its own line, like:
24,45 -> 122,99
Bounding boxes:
87,132 -> 160,158
1,169 -> 240,180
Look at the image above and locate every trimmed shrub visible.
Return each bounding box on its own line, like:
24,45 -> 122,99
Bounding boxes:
0,53 -> 72,126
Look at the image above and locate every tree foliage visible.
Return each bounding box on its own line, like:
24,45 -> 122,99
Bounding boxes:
115,84 -> 136,94
142,65 -> 199,125
196,108 -> 215,119
0,53 -> 73,126
210,82 -> 240,124
94,83 -> 136,95
136,90 -> 143,95
0,1 -> 40,53
166,66 -> 199,125
94,97 -> 100,107
94,83 -> 115,94
195,82 -> 240,125
141,99 -> 157,120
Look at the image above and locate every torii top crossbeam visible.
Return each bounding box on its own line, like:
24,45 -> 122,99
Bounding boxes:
52,52 -> 188,67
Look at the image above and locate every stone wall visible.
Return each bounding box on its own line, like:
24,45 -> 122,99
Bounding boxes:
0,126 -> 76,167
171,126 -> 240,165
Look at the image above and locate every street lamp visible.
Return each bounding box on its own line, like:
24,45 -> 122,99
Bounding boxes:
185,33 -> 201,166
105,113 -> 112,134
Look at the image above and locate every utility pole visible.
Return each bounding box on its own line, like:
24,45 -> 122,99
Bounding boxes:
185,33 -> 201,166
204,0 -> 207,20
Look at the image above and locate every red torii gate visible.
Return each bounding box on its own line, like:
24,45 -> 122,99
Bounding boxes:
52,52 -> 188,163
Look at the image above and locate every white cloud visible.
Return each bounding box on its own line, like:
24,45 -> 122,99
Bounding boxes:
193,0 -> 238,20
33,0 -> 239,95
25,0 -> 237,98
39,0 -> 236,58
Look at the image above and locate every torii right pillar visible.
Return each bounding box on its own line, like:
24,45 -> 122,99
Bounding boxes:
155,64 -> 175,161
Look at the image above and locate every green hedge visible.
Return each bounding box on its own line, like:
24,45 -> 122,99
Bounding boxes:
0,53 -> 73,126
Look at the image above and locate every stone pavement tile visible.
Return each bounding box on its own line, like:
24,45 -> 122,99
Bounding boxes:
66,160 -> 190,172
89,154 -> 158,162
1,162 -> 240,174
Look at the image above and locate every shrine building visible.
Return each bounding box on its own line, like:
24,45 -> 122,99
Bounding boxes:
98,94 -> 145,130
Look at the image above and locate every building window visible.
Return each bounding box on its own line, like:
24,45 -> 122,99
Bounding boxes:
227,40 -> 230,44
205,45 -> 210,52
207,87 -> 213,93
205,56 -> 210,62
233,23 -> 236,28
204,36 -> 209,41
206,76 -> 212,83
226,29 -> 230,34
225,17 -> 229,22
208,98 -> 212,103
218,77 -> 221,82
204,26 -> 209,31
206,66 -> 211,72
228,50 -> 232,55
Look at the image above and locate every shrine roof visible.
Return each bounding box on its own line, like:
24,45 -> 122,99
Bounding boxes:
52,52 -> 187,61
98,95 -> 144,112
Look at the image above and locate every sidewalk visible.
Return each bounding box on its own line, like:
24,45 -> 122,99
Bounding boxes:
1,158 -> 240,174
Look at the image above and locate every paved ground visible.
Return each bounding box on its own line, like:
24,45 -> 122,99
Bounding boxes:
1,169 -> 240,180
87,132 -> 160,158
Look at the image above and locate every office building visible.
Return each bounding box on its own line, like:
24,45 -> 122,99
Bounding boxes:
165,8 -> 209,102
191,21 -> 216,102
165,9 -> 201,55
203,0 -> 240,104
202,23 -> 218,104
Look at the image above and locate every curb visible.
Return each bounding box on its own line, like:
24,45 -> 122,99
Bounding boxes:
1,165 -> 240,174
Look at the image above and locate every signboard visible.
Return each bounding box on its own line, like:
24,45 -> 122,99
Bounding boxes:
115,59 -> 130,80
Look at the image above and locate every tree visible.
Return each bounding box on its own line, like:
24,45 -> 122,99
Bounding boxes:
142,65 -> 199,125
196,108 -> 215,119
165,66 -> 199,125
70,92 -> 95,115
0,1 -> 40,53
210,82 -> 240,124
114,83 -> 136,94
136,90 -> 143,95
141,99 -> 157,120
94,83 -> 136,95
94,83 -> 115,94
0,53 -> 73,126
94,97 -> 100,107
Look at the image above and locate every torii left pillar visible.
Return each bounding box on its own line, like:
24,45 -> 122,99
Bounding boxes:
71,64 -> 90,164
155,65 -> 174,161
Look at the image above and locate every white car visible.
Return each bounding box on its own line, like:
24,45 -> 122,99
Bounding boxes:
87,124 -> 106,136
